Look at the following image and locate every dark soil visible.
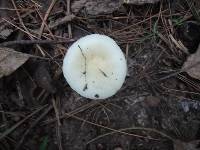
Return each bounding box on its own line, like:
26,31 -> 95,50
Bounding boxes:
1,0 -> 200,150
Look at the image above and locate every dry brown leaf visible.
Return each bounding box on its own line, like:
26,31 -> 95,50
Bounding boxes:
71,0 -> 160,15
71,0 -> 123,15
183,44 -> 200,80
124,0 -> 160,4
71,0 -> 162,15
0,47 -> 30,78
174,140 -> 200,150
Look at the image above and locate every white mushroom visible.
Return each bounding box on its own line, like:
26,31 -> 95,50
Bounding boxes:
62,34 -> 127,99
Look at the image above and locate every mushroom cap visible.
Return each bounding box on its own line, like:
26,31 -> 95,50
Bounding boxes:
63,34 -> 127,99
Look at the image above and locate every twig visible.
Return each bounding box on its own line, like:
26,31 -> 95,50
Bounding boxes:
48,14 -> 75,29
35,8 -> 56,40
154,59 -> 200,83
0,105 -> 46,140
15,105 -> 53,150
177,74 -> 200,91
56,123 -> 63,150
52,96 -> 61,126
0,8 -> 28,11
10,0 -> 35,38
30,0 -> 42,7
2,18 -> 38,39
35,8 -> 68,57
161,85 -> 200,96
0,39 -> 75,47
0,47 -> 62,61
10,0 -> 46,56
87,127 -> 174,144
111,9 -> 168,35
42,101 -> 99,125
38,0 -> 57,38
65,114 -> 159,141
53,95 -> 63,150
66,0 -> 72,38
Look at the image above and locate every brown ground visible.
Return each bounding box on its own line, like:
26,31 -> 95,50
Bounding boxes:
0,0 -> 200,150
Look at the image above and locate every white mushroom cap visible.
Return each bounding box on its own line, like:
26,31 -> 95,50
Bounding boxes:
63,34 -> 127,99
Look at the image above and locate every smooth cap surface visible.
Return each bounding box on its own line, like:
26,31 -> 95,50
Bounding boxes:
63,34 -> 127,99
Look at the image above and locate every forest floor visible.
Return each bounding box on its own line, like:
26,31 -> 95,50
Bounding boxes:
0,0 -> 200,150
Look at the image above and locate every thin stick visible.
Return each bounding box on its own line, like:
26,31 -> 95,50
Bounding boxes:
0,105 -> 46,140
0,8 -> 29,11
48,14 -> 75,29
52,97 -> 61,126
2,18 -> 38,39
66,114 -> 159,141
54,95 -> 63,150
111,9 -> 168,35
10,0 -> 35,38
10,0 -> 45,56
38,0 -> 57,38
30,0 -> 42,7
67,0 -> 72,38
154,60 -> 200,83
35,8 -> 56,40
42,101 -> 99,125
87,127 -> 174,144
15,105 -> 53,150
0,39 -> 75,47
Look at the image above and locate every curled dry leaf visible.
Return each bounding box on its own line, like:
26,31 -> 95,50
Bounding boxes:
71,0 -> 160,15
124,0 -> 160,4
0,47 -> 30,78
182,44 -> 200,80
71,0 -> 123,15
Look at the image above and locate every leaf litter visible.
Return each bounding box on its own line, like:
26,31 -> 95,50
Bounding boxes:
0,0 -> 200,150
183,44 -> 200,80
0,47 -> 30,78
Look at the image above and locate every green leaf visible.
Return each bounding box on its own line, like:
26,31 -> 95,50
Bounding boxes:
39,136 -> 49,150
